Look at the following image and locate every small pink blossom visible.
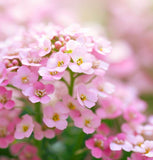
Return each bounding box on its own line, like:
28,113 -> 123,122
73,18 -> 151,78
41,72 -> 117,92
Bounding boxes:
123,106 -> 146,123
34,122 -> 55,140
0,86 -> 15,109
11,66 -> 38,89
73,109 -> 100,134
0,117 -> 15,148
69,46 -> 94,74
110,133 -> 133,152
77,84 -> 98,108
14,114 -> 34,139
11,143 -> 40,160
85,134 -> 108,158
62,95 -> 84,118
134,141 -> 153,157
92,37 -> 112,59
96,96 -> 122,119
22,82 -> 54,104
43,102 -> 69,130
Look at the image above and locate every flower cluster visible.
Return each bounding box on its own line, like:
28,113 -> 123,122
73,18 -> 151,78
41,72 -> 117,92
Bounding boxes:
0,23 -> 152,160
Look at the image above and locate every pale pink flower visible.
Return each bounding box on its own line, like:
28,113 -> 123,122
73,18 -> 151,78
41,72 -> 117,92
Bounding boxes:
128,153 -> 152,160
39,67 -> 65,80
0,117 -> 15,148
69,46 -> 94,74
45,52 -> 70,72
20,49 -> 45,67
14,114 -> 34,139
91,77 -> 115,98
73,109 -> 100,134
11,66 -> 38,89
92,37 -> 112,58
96,123 -> 111,136
134,141 -> 153,157
43,102 -> 69,130
96,96 -> 122,119
0,86 -> 15,109
123,106 -> 146,123
38,37 -> 51,57
85,134 -> 108,158
34,122 -> 55,140
110,133 -> 133,152
11,143 -> 40,160
19,144 -> 40,160
62,95 -> 84,118
77,84 -> 98,108
22,82 -> 54,104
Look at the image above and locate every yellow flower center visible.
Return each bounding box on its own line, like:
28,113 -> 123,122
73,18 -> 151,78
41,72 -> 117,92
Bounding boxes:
68,102 -> 76,110
84,119 -> 91,127
0,127 -> 6,137
99,48 -> 103,52
50,71 -> 58,75
80,94 -> 86,101
35,89 -> 46,97
21,76 -> 29,83
22,125 -> 29,132
52,113 -> 60,121
145,148 -> 151,154
76,58 -> 83,65
0,95 -> 7,104
94,140 -> 104,149
57,61 -> 64,67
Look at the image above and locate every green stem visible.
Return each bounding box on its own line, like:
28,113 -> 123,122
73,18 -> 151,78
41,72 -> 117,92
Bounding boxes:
34,102 -> 43,158
34,102 -> 42,123
68,69 -> 75,96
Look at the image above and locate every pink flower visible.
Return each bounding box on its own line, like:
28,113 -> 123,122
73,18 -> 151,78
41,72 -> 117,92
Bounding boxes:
0,86 -> 15,109
38,37 -> 51,57
92,37 -> 112,59
43,102 -> 69,130
46,52 -> 70,72
134,141 -> 153,157
20,49 -> 44,67
85,134 -> 108,158
69,46 -> 94,74
128,153 -> 152,160
96,96 -> 122,119
39,67 -> 65,80
110,133 -> 133,152
22,82 -> 54,104
62,95 -> 83,118
19,144 -> 40,160
11,66 -> 38,89
73,109 -> 100,134
91,77 -> 115,98
14,114 -> 34,139
11,143 -> 40,160
0,117 -> 15,148
123,106 -> 146,123
96,123 -> 111,136
77,84 -> 98,108
34,122 -> 55,140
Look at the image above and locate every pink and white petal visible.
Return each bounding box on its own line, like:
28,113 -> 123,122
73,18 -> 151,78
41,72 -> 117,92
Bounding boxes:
91,148 -> 103,159
40,96 -> 50,104
110,143 -> 122,151
55,120 -> 68,130
4,100 -> 15,109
